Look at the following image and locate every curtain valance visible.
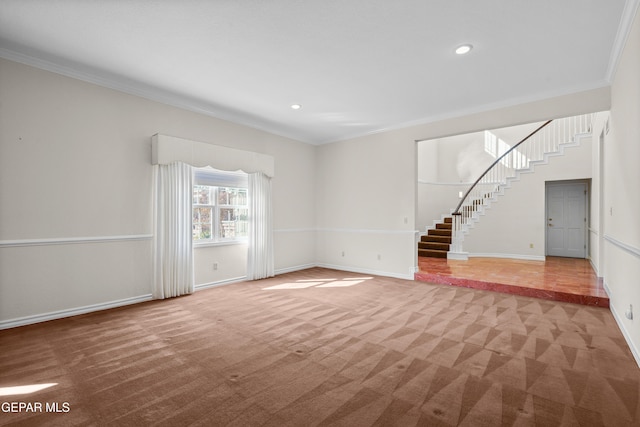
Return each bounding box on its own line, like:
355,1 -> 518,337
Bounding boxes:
151,134 -> 275,178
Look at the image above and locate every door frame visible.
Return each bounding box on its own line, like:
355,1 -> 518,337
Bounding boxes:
545,179 -> 590,258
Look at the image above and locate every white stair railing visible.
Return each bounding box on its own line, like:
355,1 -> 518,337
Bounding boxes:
449,114 -> 593,254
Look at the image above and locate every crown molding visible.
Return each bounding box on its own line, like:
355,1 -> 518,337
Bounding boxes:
0,47 -> 313,144
605,0 -> 640,82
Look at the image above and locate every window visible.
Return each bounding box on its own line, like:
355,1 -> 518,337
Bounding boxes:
193,168 -> 248,244
484,130 -> 529,169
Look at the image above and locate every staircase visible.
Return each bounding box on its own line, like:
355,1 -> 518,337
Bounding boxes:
418,114 -> 594,259
418,217 -> 451,258
418,196 -> 486,259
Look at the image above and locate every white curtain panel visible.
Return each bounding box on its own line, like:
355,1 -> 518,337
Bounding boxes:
152,162 -> 194,299
247,172 -> 274,280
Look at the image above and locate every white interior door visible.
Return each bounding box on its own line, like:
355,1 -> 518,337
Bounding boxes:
546,182 -> 587,258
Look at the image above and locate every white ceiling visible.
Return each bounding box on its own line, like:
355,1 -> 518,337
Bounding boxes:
0,0 -> 634,144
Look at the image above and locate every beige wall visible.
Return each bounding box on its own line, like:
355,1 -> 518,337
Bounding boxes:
0,58 -> 316,326
315,131 -> 417,278
316,85 -> 609,278
606,6 -> 640,363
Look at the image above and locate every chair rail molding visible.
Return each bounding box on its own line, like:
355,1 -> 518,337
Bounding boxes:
0,234 -> 153,248
604,234 -> 640,258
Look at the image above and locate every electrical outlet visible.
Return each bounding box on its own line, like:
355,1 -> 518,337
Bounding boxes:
377,254 -> 381,261
213,262 -> 218,271
341,251 -> 345,257
626,304 -> 633,320
529,243 -> 534,249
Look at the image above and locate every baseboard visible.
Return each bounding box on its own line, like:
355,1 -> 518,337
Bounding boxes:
607,284 -> 640,369
274,263 -> 318,275
0,294 -> 153,330
467,253 -> 546,262
316,263 -> 414,280
194,276 -> 247,291
603,279 -> 612,299
588,257 -> 601,278
196,264 -> 321,289
447,252 -> 469,260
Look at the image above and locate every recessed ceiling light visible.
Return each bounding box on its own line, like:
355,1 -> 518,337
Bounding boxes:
291,104 -> 302,110
455,44 -> 473,55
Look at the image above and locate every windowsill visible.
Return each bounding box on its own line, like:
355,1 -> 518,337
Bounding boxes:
194,240 -> 248,249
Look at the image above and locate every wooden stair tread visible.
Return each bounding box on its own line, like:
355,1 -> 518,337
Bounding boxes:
421,236 -> 451,244
418,249 -> 448,258
428,229 -> 451,237
418,241 -> 450,250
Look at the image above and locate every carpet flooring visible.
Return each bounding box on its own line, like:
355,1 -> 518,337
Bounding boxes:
1,267 -> 639,426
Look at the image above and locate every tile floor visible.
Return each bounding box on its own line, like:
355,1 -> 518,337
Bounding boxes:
415,256 -> 608,307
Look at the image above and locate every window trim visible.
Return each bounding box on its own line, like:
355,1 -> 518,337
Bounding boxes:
194,239 -> 247,249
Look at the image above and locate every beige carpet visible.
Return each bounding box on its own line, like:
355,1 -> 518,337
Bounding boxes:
1,267 -> 638,426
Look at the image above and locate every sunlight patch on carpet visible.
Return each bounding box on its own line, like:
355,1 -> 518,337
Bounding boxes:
318,280 -> 366,288
0,383 -> 58,396
263,277 -> 372,290
263,281 -> 327,290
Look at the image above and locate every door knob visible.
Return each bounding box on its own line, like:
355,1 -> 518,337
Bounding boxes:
548,223 -> 553,227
